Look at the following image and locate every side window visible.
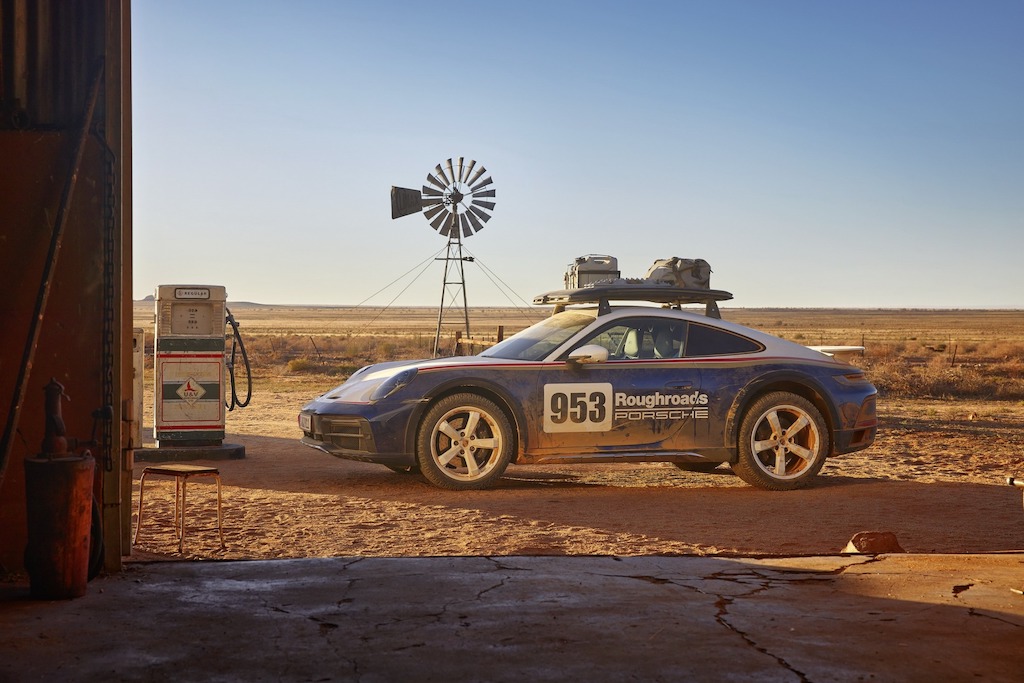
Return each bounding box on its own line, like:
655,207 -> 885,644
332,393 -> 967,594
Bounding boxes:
650,321 -> 686,359
570,318 -> 689,360
575,323 -> 634,360
684,323 -> 763,357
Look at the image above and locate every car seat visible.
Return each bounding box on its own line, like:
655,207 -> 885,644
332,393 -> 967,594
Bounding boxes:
622,329 -> 640,359
654,328 -> 677,359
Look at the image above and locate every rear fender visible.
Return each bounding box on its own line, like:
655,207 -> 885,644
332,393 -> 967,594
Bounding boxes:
724,371 -> 838,454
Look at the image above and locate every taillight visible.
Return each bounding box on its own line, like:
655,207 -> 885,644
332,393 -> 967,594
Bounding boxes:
854,396 -> 877,428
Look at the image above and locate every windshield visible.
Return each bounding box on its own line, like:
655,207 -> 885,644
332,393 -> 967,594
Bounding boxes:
480,311 -> 597,361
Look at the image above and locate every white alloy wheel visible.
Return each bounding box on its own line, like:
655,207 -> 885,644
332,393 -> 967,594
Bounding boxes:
416,393 -> 513,490
733,392 -> 829,491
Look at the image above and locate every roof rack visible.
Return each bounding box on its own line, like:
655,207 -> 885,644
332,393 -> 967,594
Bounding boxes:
532,283 -> 733,318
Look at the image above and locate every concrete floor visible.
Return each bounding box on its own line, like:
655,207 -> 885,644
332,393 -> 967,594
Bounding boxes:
2,553 -> 1023,682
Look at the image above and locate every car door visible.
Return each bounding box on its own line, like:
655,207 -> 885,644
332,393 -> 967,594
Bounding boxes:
527,316 -> 706,456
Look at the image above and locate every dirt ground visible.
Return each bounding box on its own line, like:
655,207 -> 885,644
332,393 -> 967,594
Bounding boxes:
130,390 -> 1024,560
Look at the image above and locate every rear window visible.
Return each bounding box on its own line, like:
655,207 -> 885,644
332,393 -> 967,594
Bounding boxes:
684,323 -> 763,357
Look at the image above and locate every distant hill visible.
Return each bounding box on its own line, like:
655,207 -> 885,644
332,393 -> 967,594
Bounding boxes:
134,297 -> 266,307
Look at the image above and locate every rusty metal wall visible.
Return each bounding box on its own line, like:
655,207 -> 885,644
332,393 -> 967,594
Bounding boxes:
0,0 -> 131,575
1,0 -> 106,128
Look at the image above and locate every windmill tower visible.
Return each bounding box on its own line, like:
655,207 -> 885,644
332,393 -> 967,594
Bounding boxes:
391,158 -> 496,356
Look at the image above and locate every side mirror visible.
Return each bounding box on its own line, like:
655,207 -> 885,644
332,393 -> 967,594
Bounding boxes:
566,344 -> 609,365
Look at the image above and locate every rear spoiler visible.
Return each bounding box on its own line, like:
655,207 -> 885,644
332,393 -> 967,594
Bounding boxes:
808,346 -> 865,363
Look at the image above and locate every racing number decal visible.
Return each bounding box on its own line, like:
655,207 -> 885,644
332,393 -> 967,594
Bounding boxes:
551,391 -> 606,424
543,383 -> 613,433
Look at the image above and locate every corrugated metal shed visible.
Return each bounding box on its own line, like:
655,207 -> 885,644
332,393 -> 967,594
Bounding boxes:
0,0 -> 132,575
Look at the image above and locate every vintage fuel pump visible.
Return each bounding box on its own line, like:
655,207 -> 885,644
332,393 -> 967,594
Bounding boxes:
148,285 -> 250,460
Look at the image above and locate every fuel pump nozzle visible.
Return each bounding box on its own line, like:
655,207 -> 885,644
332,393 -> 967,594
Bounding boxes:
41,378 -> 111,457
40,379 -> 69,457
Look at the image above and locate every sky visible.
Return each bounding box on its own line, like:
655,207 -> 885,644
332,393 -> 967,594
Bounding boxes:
132,1 -> 1024,309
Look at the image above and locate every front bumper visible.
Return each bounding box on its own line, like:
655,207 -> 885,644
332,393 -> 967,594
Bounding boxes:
298,405 -> 418,468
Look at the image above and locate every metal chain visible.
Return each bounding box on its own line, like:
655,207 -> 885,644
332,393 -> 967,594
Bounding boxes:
98,116 -> 116,472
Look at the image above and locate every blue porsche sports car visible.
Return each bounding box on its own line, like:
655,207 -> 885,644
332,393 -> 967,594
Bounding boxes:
298,287 -> 877,491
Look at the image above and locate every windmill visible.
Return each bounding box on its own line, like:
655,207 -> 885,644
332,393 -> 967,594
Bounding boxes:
391,157 -> 496,357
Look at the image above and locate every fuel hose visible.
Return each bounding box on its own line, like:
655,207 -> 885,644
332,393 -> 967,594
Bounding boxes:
224,308 -> 252,411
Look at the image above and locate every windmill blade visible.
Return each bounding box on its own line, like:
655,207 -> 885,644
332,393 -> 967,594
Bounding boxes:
465,164 -> 486,187
422,184 -> 444,197
460,214 -> 473,237
423,203 -> 446,220
429,211 -> 448,232
470,188 -> 496,199
471,199 -> 496,211
444,159 -> 456,186
469,205 -> 492,223
470,176 -> 493,192
465,209 -> 485,234
425,173 -> 447,191
456,156 -> 466,183
434,164 -> 450,187
460,159 -> 477,184
421,195 -> 444,209
441,212 -> 458,237
391,186 -> 423,219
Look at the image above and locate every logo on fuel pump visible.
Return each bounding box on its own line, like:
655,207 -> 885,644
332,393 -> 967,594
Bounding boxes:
175,377 -> 206,405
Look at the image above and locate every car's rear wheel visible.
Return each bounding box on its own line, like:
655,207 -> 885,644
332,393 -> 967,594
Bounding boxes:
733,392 -> 829,491
416,393 -> 514,490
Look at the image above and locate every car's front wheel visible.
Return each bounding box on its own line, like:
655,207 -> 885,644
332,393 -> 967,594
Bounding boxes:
416,393 -> 514,490
733,392 -> 829,491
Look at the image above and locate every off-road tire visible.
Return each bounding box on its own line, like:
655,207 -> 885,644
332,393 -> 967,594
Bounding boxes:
733,391 -> 829,491
416,393 -> 514,490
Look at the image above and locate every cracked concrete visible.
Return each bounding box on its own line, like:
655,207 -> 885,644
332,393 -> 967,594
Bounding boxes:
1,554 -> 1022,682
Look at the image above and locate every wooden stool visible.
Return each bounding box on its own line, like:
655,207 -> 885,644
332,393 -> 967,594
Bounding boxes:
134,463 -> 225,552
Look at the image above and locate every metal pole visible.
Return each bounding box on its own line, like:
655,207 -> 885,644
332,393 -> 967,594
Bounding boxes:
432,239 -> 452,357
456,233 -> 470,340
431,190 -> 474,357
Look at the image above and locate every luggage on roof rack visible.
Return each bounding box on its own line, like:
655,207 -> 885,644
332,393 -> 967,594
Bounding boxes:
644,257 -> 712,290
533,282 -> 733,319
564,254 -> 620,289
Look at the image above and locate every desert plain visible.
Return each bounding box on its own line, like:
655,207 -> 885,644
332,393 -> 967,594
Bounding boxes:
129,304 -> 1024,560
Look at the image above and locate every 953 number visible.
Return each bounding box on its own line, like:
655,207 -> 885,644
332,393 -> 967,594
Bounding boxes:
543,383 -> 613,433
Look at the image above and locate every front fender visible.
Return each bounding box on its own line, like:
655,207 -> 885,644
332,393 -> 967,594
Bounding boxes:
401,376 -> 532,458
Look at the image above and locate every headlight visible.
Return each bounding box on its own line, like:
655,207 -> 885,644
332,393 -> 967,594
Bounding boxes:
346,365 -> 374,382
370,368 -> 418,402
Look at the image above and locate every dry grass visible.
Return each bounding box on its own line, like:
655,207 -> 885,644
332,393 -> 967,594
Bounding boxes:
722,309 -> 1024,400
863,347 -> 1024,400
261,333 -> 434,377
